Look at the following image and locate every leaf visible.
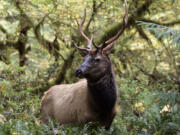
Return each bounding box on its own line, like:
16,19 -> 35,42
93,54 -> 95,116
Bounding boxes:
0,114 -> 6,124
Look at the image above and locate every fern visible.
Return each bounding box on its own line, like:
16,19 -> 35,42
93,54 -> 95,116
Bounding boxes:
137,21 -> 180,47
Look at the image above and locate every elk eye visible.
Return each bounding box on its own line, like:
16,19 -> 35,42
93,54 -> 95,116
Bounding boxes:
95,58 -> 101,62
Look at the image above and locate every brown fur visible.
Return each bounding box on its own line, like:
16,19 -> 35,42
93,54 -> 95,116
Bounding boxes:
41,79 -> 116,128
41,79 -> 98,124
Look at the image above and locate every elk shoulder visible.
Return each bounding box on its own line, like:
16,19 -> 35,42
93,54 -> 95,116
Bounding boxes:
41,79 -> 97,124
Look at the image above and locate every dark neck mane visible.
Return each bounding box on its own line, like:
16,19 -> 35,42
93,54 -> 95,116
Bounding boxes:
87,64 -> 117,113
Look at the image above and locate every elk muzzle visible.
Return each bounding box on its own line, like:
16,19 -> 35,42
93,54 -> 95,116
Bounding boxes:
75,65 -> 88,78
76,59 -> 92,77
75,56 -> 92,78
75,68 -> 84,78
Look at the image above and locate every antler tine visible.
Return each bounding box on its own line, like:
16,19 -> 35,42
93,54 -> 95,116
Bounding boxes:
76,9 -> 92,49
92,40 -> 99,49
73,43 -> 89,53
86,36 -> 93,49
100,0 -> 128,49
102,41 -> 116,52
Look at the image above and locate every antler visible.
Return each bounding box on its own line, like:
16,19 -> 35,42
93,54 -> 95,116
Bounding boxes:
75,0 -> 128,54
75,9 -> 93,52
101,0 -> 128,52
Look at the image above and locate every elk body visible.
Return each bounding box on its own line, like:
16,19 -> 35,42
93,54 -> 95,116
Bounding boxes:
40,0 -> 128,130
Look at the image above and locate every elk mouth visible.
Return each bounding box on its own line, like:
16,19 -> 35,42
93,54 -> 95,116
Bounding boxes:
75,68 -> 90,78
75,69 -> 84,78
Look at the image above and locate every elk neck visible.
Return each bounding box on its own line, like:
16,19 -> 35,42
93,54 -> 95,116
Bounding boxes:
87,62 -> 117,113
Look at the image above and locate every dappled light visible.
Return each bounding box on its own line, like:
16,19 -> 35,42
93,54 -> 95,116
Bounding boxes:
0,0 -> 180,134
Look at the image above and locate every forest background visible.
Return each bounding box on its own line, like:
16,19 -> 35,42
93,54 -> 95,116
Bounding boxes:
0,0 -> 180,134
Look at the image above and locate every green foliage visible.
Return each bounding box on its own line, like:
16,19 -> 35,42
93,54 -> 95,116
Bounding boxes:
116,79 -> 180,135
137,21 -> 180,46
0,67 -> 179,134
0,0 -> 180,134
171,0 -> 179,4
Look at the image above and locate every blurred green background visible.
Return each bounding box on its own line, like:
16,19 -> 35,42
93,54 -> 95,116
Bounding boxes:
0,0 -> 180,134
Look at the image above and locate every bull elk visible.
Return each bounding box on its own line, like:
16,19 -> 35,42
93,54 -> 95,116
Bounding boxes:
40,0 -> 128,130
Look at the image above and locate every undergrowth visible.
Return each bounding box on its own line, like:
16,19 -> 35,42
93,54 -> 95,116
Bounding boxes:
0,64 -> 179,135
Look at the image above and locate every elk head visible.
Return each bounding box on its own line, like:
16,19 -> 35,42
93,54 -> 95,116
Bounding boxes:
75,0 -> 128,81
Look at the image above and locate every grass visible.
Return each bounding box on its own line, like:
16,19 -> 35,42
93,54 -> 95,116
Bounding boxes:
0,57 -> 179,135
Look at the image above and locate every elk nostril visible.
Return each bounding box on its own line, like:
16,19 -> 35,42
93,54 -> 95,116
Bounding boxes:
75,69 -> 83,77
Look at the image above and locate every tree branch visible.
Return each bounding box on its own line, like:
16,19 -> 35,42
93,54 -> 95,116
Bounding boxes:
0,24 -> 8,34
34,15 -> 61,61
85,0 -> 106,31
97,0 -> 154,44
137,18 -> 180,26
135,25 -> 159,74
